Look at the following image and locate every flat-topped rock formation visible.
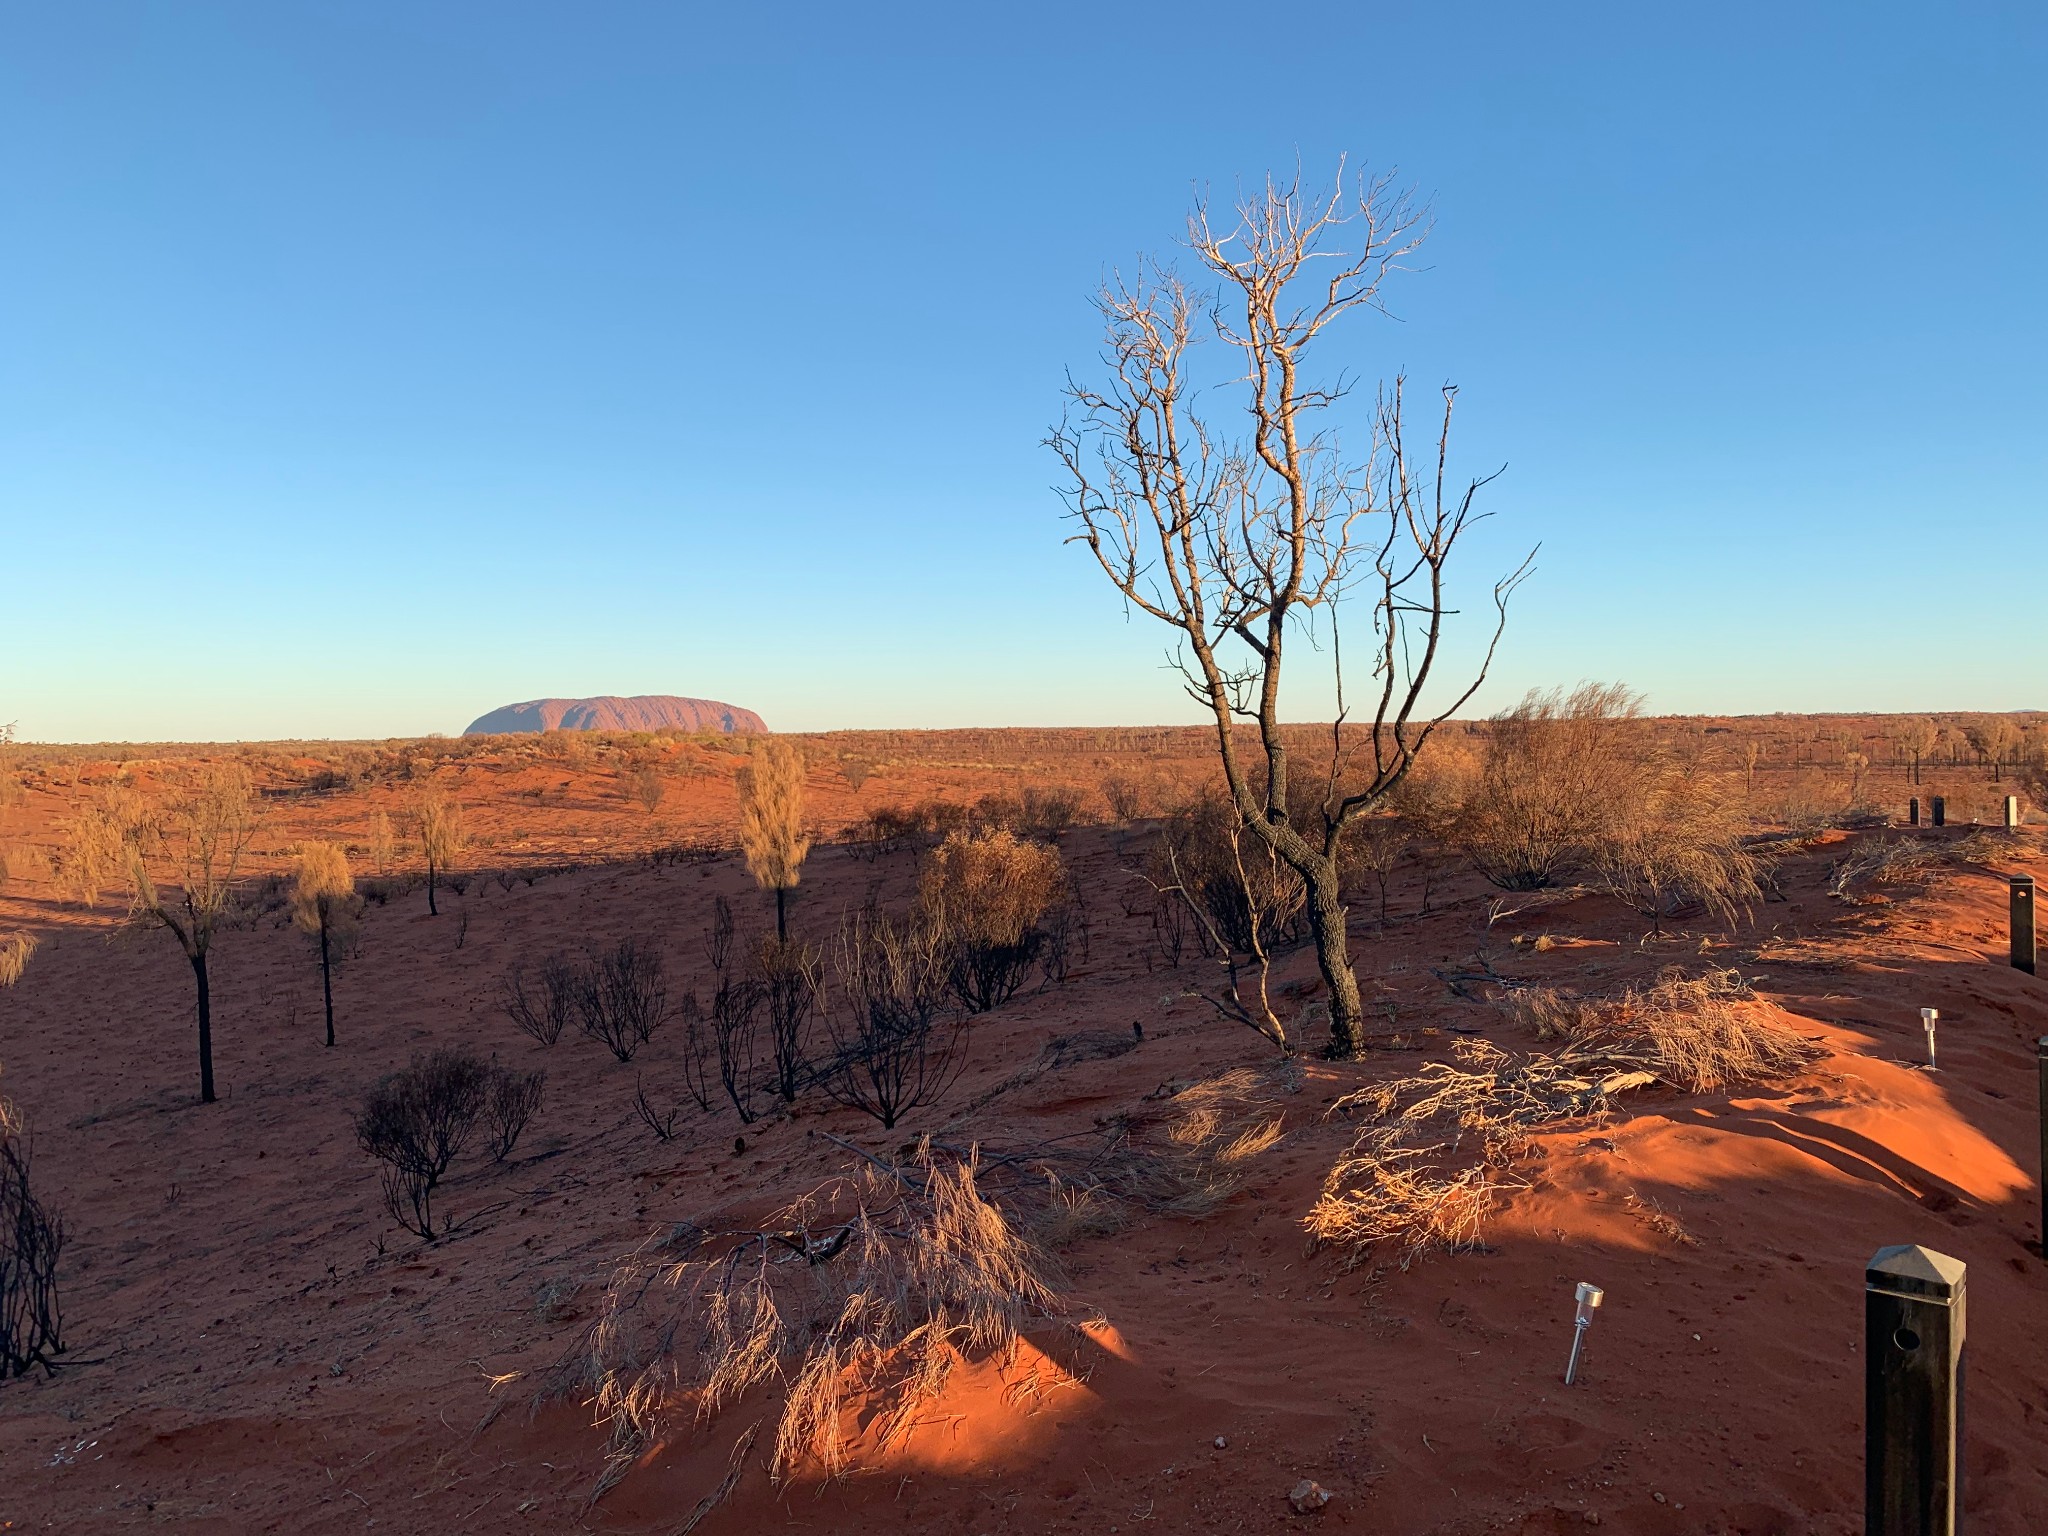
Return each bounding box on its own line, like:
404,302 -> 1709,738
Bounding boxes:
463,695 -> 766,735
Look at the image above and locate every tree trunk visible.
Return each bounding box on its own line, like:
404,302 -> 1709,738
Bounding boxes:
1301,859 -> 1364,1055
427,861 -> 439,916
319,921 -> 335,1048
775,886 -> 788,943
192,952 -> 215,1104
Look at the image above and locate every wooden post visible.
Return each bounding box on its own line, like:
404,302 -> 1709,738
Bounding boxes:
2039,1037 -> 2047,1256
2004,795 -> 2020,830
1931,796 -> 1946,828
1865,1244 -> 1966,1535
1909,796 -> 1920,827
2014,876 -> 2037,976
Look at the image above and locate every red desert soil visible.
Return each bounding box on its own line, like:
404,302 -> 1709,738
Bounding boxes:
0,735 -> 2044,1534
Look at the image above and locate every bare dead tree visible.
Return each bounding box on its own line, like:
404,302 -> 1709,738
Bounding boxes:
1051,161 -> 1531,1055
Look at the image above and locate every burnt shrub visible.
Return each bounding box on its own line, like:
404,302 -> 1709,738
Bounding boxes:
575,938 -> 669,1062
354,1049 -> 491,1239
821,904 -> 967,1130
501,953 -> 579,1047
0,1114 -> 65,1378
483,1066 -> 546,1162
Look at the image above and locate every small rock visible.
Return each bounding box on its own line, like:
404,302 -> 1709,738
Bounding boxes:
1652,1491 -> 1667,1504
1584,1515 -> 1601,1528
1214,1436 -> 1228,1450
1288,1479 -> 1331,1514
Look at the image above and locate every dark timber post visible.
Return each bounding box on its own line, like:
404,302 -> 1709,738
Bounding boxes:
2039,1037 -> 2048,1256
1865,1244 -> 1966,1536
2014,876 -> 2037,976
1909,797 -> 1920,827
1931,796 -> 1946,828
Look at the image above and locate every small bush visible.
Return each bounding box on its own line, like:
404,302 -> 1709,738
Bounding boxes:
920,828 -> 1064,1013
354,1049 -> 492,1239
576,939 -> 669,1062
501,953 -> 579,1046
1456,683 -> 1653,891
822,905 -> 966,1129
758,935 -> 821,1103
1154,794 -> 1305,956
705,899 -> 765,1122
1100,775 -> 1147,824
483,1066 -> 546,1161
1,1098 -> 66,1378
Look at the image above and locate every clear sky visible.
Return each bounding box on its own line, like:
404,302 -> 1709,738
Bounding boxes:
4,2 -> 2043,742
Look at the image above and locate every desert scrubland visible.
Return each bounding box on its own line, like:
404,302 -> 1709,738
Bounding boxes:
0,711 -> 2045,1533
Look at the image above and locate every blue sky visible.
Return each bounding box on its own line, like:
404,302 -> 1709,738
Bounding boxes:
4,2 -> 2042,741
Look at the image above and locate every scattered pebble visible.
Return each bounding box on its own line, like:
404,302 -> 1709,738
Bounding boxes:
1214,1436 -> 1228,1449
1288,1479 -> 1331,1514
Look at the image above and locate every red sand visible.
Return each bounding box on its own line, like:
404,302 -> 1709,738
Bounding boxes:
1,768 -> 2044,1534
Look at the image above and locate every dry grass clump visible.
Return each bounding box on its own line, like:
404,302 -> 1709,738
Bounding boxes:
1307,1038 -> 1613,1269
1311,968 -> 1818,1267
1306,1128 -> 1495,1265
1506,968 -> 1816,1094
568,1148 -> 1061,1498
1826,835 -> 1937,898
1948,827 -> 2027,867
1625,968 -> 1817,1092
1154,1066 -> 1290,1201
1499,985 -> 1605,1042
0,933 -> 35,990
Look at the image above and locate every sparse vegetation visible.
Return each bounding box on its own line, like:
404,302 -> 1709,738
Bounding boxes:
575,938 -> 670,1063
501,953 -> 579,1047
125,764 -> 258,1104
290,841 -> 357,1047
821,905 -> 965,1129
354,1048 -> 492,1239
759,935 -> 821,1104
482,1066 -> 546,1162
1310,968 -> 1818,1267
705,899 -> 765,1122
738,740 -> 810,941
569,1148 -> 1061,1493
412,786 -> 465,917
919,828 -> 1064,1013
0,1081 -> 66,1379
624,764 -> 666,814
0,934 -> 35,991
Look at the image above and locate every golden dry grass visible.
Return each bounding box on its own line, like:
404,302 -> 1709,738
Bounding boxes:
568,1147 -> 1062,1497
1312,970 -> 1818,1268
0,932 -> 34,990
